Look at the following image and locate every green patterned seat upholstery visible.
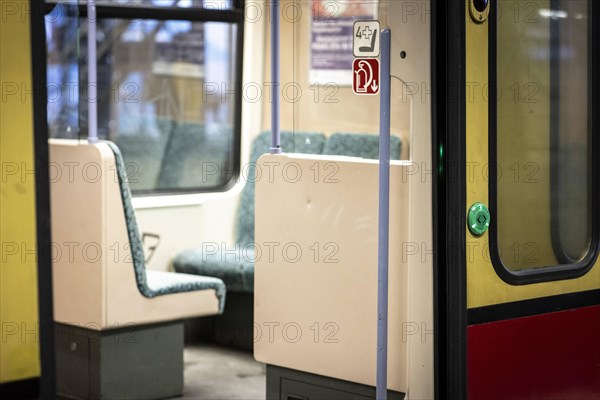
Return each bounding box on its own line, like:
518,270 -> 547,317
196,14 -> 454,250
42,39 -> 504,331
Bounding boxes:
322,133 -> 402,160
173,249 -> 255,293
105,141 -> 226,313
173,131 -> 326,292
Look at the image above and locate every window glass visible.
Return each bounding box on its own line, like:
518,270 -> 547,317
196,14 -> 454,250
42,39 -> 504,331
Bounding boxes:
47,0 -> 235,10
495,0 -> 591,271
46,8 -> 240,194
274,1 -> 408,159
47,1 -> 80,138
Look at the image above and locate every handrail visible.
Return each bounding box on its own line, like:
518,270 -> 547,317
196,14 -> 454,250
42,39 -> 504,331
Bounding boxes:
376,27 -> 391,400
87,0 -> 98,143
269,1 -> 282,154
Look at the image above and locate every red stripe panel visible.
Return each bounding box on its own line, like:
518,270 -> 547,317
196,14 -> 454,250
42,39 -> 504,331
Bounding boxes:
468,305 -> 600,400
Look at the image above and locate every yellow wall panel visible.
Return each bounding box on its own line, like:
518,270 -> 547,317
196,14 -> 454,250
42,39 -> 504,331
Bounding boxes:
0,0 -> 41,383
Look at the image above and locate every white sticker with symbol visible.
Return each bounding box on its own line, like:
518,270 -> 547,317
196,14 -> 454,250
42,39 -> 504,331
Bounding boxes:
353,20 -> 380,58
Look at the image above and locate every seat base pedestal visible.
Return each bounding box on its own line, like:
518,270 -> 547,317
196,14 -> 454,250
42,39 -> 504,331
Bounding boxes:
55,321 -> 183,400
266,365 -> 405,400
185,291 -> 254,351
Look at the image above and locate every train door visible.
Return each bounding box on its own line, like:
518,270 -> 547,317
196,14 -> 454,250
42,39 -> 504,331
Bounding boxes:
462,0 -> 600,398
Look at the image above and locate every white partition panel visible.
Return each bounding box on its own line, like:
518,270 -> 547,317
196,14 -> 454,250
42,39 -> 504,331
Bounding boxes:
254,154 -> 410,392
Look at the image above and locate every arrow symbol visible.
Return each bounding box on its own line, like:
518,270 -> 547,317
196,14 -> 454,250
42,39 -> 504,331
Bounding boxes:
371,80 -> 378,92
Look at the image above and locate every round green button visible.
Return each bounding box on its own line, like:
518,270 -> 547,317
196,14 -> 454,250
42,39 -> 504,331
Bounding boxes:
468,202 -> 490,236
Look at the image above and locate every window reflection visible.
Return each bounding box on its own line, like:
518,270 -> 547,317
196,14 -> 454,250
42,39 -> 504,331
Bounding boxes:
495,0 -> 591,271
46,10 -> 240,193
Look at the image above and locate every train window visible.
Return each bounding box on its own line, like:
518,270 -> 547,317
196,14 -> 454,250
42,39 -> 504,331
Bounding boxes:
45,0 -> 243,195
276,1 -> 408,158
490,0 -> 597,282
93,0 -> 234,10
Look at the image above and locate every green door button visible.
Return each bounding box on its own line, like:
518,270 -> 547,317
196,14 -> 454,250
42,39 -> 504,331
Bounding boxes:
468,202 -> 490,236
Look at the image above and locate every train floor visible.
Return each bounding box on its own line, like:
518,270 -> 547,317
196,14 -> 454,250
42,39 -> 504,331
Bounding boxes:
180,344 -> 266,400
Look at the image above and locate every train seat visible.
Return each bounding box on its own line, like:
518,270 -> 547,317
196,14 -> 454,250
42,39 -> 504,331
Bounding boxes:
50,139 -> 227,399
105,140 -> 227,308
322,132 -> 402,160
173,131 -> 327,293
173,132 -> 402,294
50,139 -> 226,328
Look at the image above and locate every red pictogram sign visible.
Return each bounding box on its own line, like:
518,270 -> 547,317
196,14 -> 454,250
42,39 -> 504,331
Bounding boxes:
352,58 -> 380,95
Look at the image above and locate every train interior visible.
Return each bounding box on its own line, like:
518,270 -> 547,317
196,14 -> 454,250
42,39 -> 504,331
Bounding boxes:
1,0 -> 598,399
40,0 -> 426,398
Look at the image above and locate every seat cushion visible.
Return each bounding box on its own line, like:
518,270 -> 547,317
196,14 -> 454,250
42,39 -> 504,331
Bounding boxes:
322,133 -> 402,160
173,249 -> 255,293
146,270 -> 226,304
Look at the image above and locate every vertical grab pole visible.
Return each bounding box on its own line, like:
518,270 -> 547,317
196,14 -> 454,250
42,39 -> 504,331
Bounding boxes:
269,1 -> 282,153
376,28 -> 391,400
87,0 -> 98,143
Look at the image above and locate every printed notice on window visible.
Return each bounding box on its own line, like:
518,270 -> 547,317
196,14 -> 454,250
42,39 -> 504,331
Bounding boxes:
310,0 -> 378,86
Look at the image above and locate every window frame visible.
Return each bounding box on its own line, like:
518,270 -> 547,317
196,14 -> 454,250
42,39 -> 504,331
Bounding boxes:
44,0 -> 245,196
488,0 -> 600,285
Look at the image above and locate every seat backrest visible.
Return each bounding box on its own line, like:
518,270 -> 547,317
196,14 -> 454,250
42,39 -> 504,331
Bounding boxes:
107,141 -> 224,302
104,141 -> 156,296
50,139 -> 152,326
236,131 -> 326,246
322,133 -> 402,160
